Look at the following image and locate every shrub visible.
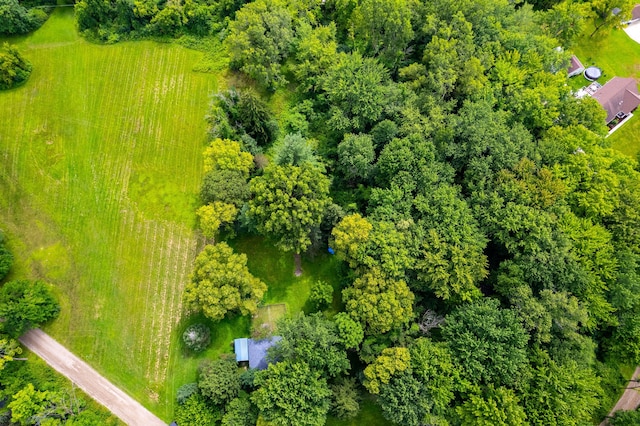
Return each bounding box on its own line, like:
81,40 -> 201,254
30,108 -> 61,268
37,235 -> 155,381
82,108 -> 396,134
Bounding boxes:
0,43 -> 32,90
176,382 -> 199,405
0,233 -> 13,280
309,280 -> 333,310
182,323 -> 211,352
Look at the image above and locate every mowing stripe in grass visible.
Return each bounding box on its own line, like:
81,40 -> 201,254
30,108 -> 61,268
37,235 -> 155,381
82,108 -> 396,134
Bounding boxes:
0,8 -> 222,420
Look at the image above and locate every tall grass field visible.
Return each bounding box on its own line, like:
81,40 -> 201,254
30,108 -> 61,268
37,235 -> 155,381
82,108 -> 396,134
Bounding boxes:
0,9 -> 221,420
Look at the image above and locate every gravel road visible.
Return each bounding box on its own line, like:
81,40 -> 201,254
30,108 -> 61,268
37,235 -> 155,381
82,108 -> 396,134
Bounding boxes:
19,328 -> 167,426
600,366 -> 640,425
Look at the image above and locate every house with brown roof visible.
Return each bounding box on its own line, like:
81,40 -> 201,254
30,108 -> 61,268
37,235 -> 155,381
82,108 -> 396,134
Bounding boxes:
567,55 -> 584,78
623,4 -> 640,24
591,77 -> 640,124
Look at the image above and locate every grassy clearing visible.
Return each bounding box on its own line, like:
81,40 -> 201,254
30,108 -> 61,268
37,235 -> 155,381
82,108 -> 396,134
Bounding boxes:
0,8 -> 223,420
229,234 -> 343,315
251,303 -> 287,337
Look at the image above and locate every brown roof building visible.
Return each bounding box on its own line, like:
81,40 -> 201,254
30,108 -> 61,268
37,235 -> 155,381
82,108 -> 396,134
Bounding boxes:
591,77 -> 640,123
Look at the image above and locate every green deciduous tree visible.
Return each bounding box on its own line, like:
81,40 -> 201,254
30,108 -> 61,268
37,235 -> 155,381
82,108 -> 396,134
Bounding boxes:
319,52 -> 390,133
0,280 -> 59,338
343,268 -> 414,335
350,0 -> 415,69
200,169 -> 250,208
183,243 -> 266,321
196,202 -> 238,241
337,133 -> 375,183
270,313 -> 350,377
198,357 -> 240,406
226,0 -> 295,88
221,393 -> 258,426
523,351 -> 602,425
249,164 -> 330,261
293,22 -> 338,92
174,394 -> 220,426
0,335 -> 25,371
363,347 -> 410,394
329,378 -> 360,420
252,360 -> 331,426
455,385 -> 528,426
412,185 -> 488,302
8,383 -> 51,426
0,43 -> 32,90
442,298 -> 529,388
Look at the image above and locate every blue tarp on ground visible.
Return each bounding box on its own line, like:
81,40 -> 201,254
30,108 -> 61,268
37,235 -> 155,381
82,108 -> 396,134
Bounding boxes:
234,338 -> 249,362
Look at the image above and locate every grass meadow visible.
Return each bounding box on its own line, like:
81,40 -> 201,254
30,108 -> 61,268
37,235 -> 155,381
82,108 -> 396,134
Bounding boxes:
0,8 -> 222,420
571,26 -> 640,157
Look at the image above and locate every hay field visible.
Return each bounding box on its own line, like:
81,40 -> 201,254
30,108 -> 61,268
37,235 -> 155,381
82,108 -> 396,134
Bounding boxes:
0,9 -> 220,420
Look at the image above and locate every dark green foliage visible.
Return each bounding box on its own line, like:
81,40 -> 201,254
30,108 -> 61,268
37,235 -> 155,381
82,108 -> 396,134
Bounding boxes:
176,382 -> 199,405
200,170 -> 250,208
609,410 -> 640,426
329,378 -> 360,420
182,323 -> 210,352
252,360 -> 331,426
174,394 -> 220,426
0,44 -> 32,90
308,280 -> 333,310
337,133 -> 375,183
522,352 -> 602,425
0,0 -> 47,35
0,235 -> 13,280
272,133 -> 318,167
319,52 -> 390,134
378,371 -> 428,426
198,357 -> 241,406
0,280 -> 59,338
442,298 -> 529,388
208,89 -> 278,147
270,313 -> 350,377
226,0 -> 294,88
221,393 -> 258,426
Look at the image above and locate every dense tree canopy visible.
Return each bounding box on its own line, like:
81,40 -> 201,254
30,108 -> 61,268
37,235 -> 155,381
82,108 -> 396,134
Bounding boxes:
249,164 -> 330,255
183,243 -> 266,321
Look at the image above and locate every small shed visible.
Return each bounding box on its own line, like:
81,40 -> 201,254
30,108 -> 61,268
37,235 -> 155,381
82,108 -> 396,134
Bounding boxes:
568,55 -> 585,78
234,338 -> 249,363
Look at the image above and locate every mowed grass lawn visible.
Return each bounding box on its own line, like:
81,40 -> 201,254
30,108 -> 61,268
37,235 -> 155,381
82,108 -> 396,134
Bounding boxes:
0,9 -> 221,420
571,26 -> 640,157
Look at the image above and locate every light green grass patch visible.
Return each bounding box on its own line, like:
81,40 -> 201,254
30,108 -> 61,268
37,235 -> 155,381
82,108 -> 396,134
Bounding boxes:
229,235 -> 343,315
0,8 -> 221,420
251,303 -> 287,338
608,114 -> 640,158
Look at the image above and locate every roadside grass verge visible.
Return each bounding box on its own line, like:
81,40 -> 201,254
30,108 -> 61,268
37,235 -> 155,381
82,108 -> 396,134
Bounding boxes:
0,8 -> 221,420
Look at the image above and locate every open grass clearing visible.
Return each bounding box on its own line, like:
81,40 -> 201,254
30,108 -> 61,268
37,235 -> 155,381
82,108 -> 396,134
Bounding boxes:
0,8 -> 224,420
251,303 -> 287,338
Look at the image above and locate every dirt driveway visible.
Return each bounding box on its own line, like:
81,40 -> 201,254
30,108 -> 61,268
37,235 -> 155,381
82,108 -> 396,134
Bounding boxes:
20,329 -> 167,426
600,366 -> 640,425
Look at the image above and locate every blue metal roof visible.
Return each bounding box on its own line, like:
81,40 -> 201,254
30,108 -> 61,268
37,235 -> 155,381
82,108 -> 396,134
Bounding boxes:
248,336 -> 282,370
234,338 -> 249,362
